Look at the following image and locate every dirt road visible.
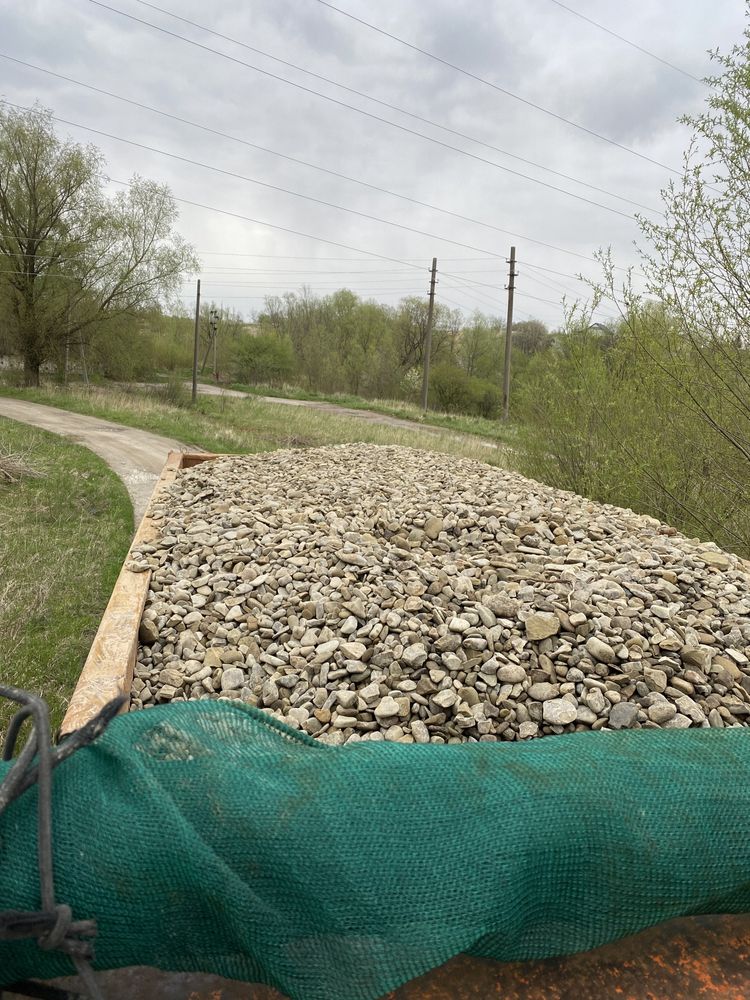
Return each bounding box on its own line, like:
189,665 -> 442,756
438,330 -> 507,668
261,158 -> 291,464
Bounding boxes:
0,398 -> 191,525
196,382 -> 444,433
193,382 -> 499,446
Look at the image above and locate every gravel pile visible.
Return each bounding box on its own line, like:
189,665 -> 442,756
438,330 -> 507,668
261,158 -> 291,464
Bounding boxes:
131,444 -> 750,743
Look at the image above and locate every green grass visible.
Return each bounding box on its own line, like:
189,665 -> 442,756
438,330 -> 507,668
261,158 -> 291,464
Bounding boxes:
226,381 -> 516,443
0,418 -> 133,739
0,384 -> 510,467
19,368 -> 516,444
157,367 -> 515,444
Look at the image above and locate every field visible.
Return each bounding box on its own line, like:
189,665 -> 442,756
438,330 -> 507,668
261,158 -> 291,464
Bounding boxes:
0,383 -> 510,467
223,380 -> 515,443
0,418 -> 132,737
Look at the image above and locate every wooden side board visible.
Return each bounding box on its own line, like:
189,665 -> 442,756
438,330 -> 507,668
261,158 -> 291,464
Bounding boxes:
59,450 -> 216,737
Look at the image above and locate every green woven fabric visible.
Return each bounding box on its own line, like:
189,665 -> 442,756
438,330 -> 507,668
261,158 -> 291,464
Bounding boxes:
2,701 -> 750,999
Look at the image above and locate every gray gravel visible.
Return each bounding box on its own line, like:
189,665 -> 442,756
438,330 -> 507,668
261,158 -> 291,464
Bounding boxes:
131,444 -> 750,744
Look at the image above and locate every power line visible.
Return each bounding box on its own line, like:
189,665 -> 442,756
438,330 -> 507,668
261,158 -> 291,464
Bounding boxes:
440,270 -> 505,290
442,271 -> 567,312
7,98 -> 628,262
436,293 -> 472,311
0,54 -> 658,255
0,227 -> 620,302
181,281 -> 423,288
0,112 -> 636,289
0,249 -> 88,263
195,252 -> 496,261
541,0 -> 702,82
102,177 -> 431,271
0,268 -> 80,280
516,259 -> 589,280
441,278 -> 504,313
445,268 -> 584,297
197,268 -> 423,275
446,266 -> 615,316
1,100 -> 508,261
200,252 -> 503,261
0,189 -> 625,293
191,291 -> 413,300
520,259 -> 643,310
517,290 -> 567,307
86,3 -> 654,220
522,268 -> 584,299
310,0 -> 683,175
119,2 -> 658,214
519,257 -> 648,286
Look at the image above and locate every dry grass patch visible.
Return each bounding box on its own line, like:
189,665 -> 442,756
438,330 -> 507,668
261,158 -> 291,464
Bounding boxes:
0,444 -> 42,484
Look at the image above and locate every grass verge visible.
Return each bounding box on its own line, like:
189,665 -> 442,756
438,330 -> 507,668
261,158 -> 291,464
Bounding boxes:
227,381 -> 516,443
0,417 -> 132,739
156,369 -> 514,443
0,384 -> 510,468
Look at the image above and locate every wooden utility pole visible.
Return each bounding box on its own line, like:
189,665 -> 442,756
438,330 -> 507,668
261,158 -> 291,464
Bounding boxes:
200,308 -> 220,376
502,246 -> 517,420
191,279 -> 201,405
212,307 -> 219,382
212,313 -> 218,381
421,257 -> 438,411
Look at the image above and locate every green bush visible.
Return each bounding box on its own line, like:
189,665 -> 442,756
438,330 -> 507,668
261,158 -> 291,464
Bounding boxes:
233,333 -> 295,386
472,379 -> 502,419
94,323 -> 159,381
430,364 -> 502,418
515,313 -> 750,557
430,364 -> 473,413
0,367 -> 26,387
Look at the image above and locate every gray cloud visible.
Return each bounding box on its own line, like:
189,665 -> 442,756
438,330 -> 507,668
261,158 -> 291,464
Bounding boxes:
0,0 -> 745,325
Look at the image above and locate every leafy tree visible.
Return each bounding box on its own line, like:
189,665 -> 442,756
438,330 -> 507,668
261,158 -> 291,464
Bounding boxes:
594,23 -> 750,553
512,319 -> 550,355
394,298 -> 457,370
430,363 -> 474,412
271,288 -> 332,389
430,362 -> 502,418
0,104 -> 197,385
459,313 -> 499,377
634,33 -> 750,475
233,332 -> 295,386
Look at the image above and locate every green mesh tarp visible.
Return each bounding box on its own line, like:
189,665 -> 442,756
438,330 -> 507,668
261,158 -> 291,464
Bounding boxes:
2,701 -> 750,1000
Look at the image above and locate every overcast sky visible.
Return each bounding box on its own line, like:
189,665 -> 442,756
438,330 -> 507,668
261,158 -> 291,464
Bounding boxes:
1,0 -> 746,326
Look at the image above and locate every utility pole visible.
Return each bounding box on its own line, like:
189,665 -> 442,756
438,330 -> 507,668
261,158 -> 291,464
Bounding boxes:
191,278 -> 201,405
502,246 -> 517,421
200,307 -> 219,375
211,307 -> 219,382
421,257 -> 438,411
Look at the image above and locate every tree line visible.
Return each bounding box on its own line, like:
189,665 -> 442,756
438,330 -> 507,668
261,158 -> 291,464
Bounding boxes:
240,289 -> 550,417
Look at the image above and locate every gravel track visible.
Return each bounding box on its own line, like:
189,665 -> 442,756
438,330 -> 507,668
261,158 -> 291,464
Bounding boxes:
132,444 -> 750,742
